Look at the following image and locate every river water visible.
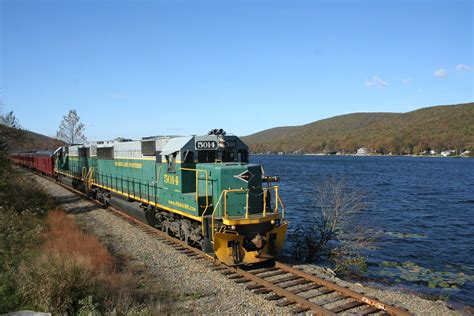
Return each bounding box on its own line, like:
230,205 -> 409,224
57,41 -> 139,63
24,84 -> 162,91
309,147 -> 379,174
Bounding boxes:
251,155 -> 474,307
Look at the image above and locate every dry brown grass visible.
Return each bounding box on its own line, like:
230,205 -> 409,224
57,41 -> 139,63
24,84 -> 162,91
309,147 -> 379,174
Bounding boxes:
44,210 -> 114,271
17,210 -> 171,314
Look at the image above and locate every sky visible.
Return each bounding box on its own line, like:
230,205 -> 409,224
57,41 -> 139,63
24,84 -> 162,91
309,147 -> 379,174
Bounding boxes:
1,0 -> 473,140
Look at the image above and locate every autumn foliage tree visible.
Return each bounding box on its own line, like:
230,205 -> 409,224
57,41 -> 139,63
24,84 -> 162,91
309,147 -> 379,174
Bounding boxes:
56,110 -> 87,144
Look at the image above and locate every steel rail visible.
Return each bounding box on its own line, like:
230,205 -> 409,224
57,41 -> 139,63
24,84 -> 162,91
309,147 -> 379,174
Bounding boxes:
275,262 -> 412,316
30,169 -> 413,316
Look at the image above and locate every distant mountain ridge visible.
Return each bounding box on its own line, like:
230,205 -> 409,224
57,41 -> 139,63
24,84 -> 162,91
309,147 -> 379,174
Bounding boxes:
243,102 -> 474,155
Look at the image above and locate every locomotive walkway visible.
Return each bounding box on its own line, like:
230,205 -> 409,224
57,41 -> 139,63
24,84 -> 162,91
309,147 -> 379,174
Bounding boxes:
29,170 -> 460,315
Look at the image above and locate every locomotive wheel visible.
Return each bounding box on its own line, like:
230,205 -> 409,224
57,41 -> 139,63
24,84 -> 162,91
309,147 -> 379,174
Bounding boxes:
145,207 -> 160,228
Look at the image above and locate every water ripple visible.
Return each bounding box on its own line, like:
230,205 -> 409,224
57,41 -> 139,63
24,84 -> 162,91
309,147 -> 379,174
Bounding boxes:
251,155 -> 474,306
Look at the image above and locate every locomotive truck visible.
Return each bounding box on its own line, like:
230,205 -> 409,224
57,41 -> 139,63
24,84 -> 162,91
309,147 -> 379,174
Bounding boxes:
12,129 -> 287,265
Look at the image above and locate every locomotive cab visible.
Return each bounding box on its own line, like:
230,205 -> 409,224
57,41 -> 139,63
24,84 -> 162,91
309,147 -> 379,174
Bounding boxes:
193,130 -> 287,265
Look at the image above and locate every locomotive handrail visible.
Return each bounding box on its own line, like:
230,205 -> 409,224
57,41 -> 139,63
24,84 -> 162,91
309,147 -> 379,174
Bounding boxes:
210,190 -> 226,239
278,193 -> 285,220
210,186 -> 283,241
85,167 -> 94,190
179,167 -> 209,214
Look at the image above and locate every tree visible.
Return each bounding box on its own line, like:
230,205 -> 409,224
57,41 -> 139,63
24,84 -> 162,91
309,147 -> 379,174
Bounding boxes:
56,110 -> 87,144
288,178 -> 376,276
0,111 -> 21,129
0,111 -> 24,156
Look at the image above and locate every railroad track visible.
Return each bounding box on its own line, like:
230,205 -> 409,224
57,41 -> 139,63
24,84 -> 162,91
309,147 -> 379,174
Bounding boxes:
36,171 -> 413,316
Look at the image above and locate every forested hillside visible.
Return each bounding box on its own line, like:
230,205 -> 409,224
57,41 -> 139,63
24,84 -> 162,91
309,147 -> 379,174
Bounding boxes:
0,124 -> 64,152
243,102 -> 474,155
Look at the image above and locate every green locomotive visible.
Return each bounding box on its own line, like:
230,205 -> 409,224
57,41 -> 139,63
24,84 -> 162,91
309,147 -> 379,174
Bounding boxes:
54,129 -> 287,265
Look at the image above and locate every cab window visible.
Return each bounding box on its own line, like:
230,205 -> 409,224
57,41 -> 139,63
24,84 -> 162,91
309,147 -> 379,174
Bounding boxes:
198,150 -> 216,163
183,151 -> 194,163
223,150 -> 235,162
166,153 -> 177,173
237,149 -> 248,162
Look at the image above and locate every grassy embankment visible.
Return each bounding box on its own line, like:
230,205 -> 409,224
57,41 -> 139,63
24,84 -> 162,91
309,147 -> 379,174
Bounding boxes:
0,146 -> 173,314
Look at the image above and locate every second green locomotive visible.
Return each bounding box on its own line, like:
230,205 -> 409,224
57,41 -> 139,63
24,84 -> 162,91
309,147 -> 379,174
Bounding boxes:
54,129 -> 287,265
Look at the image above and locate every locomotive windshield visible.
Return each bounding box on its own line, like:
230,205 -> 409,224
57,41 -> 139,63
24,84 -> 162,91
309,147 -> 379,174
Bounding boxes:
197,149 -> 248,163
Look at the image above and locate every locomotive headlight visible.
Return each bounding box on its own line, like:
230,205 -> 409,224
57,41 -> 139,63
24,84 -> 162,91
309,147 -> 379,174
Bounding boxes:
230,225 -> 236,230
271,220 -> 275,225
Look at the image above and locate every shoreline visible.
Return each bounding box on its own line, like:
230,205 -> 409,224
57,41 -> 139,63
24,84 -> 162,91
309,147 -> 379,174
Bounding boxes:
252,153 -> 473,158
296,264 -> 470,315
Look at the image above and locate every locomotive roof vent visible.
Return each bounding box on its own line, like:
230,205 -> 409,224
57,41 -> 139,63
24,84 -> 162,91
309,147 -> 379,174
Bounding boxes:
114,137 -> 133,142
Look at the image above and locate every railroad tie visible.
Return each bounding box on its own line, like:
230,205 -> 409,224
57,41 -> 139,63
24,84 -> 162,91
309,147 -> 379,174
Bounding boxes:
313,294 -> 347,306
227,274 -> 244,280
280,279 -> 312,289
276,299 -> 296,307
221,270 -> 235,276
355,305 -> 379,315
250,267 -> 279,274
253,288 -> 272,295
270,275 -> 301,284
290,306 -> 311,314
260,270 -> 287,278
329,300 -> 365,313
265,294 -> 283,301
235,278 -> 251,284
246,283 -> 264,290
302,288 -> 334,300
210,266 -> 227,271
289,284 -> 322,294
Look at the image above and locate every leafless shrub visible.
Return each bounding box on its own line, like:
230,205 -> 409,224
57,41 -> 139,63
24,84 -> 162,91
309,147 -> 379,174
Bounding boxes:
288,178 -> 377,276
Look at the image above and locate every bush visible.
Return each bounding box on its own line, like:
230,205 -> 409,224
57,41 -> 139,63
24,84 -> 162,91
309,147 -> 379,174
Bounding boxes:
0,160 -> 53,312
334,255 -> 368,277
287,178 -> 375,277
17,254 -> 93,314
0,171 -> 53,215
16,210 -> 168,314
0,207 -> 46,312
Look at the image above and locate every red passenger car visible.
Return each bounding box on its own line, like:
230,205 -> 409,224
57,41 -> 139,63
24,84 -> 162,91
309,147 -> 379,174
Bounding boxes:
10,150 -> 55,176
33,151 -> 55,176
10,152 -> 35,168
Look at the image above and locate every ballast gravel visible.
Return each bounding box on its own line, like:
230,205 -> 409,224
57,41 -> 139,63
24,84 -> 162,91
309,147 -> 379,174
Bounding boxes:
33,173 -> 464,315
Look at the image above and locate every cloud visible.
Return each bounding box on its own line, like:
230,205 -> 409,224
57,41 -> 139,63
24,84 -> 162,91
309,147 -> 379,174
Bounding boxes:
401,78 -> 412,85
365,76 -> 388,88
456,64 -> 472,71
433,68 -> 448,78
